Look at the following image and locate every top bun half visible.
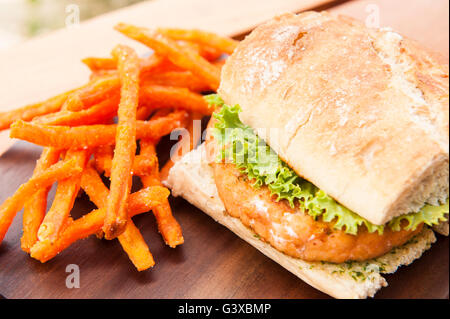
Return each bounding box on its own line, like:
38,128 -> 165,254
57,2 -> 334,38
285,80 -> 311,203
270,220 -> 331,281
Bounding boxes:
218,12 -> 449,225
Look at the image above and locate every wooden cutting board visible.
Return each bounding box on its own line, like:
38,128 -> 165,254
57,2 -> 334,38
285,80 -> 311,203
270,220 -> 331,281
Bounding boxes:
0,0 -> 448,299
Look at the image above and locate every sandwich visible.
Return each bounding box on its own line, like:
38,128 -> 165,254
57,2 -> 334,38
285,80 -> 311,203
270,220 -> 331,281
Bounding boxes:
165,11 -> 449,298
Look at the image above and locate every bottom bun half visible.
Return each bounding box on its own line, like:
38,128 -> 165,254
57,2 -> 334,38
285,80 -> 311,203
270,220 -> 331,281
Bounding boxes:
165,143 -> 437,299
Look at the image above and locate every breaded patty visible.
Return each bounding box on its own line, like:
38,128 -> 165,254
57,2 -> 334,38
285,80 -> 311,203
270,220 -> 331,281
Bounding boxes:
210,156 -> 422,263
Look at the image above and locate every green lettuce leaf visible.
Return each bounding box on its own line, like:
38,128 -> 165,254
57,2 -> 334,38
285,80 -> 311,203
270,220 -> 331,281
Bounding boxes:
206,94 -> 449,235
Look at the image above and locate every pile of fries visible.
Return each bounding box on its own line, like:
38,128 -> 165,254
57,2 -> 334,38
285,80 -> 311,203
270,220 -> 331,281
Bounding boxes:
0,23 -> 238,271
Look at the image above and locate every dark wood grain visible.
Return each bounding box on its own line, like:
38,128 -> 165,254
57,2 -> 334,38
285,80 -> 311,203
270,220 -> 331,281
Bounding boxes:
0,0 -> 449,299
0,141 -> 448,299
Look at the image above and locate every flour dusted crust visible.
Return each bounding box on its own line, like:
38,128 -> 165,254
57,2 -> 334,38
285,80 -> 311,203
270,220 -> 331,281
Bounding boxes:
433,220 -> 449,236
165,144 -> 437,299
218,12 -> 449,225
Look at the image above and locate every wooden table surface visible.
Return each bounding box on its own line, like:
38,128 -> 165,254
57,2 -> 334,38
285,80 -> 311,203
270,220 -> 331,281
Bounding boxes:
0,0 -> 448,299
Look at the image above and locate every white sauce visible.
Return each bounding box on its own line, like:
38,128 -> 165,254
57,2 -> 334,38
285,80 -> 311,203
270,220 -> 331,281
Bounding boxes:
250,196 -> 269,218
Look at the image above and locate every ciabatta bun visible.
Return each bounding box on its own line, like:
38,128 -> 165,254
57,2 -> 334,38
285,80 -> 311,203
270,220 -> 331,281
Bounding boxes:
218,12 -> 449,225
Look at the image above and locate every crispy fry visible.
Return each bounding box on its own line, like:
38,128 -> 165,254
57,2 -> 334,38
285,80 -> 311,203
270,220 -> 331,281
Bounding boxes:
20,148 -> 61,253
196,45 -> 223,62
141,71 -> 210,93
33,93 -> 120,126
160,112 -> 203,181
70,75 -> 121,111
10,112 -> 187,148
115,23 -> 220,90
156,28 -> 238,54
148,108 -> 173,120
25,84 -> 207,123
82,163 -> 162,213
93,145 -> 114,176
176,41 -> 222,61
87,55 -> 170,82
139,55 -> 165,74
140,85 -> 212,114
83,54 -> 163,73
94,146 -> 156,177
82,57 -> 117,71
89,69 -> 117,81
30,186 -> 169,263
118,219 -> 155,270
21,92 -> 85,250
80,164 -> 155,270
0,90 -> 76,131
159,160 -> 174,182
80,164 -> 109,207
61,93 -> 84,111
0,74 -> 121,130
141,175 -> 184,248
140,141 -> 184,247
103,45 -> 141,239
137,104 -> 176,123
37,149 -> 89,244
159,159 -> 174,182
80,165 -> 105,237
0,158 -> 83,244
135,106 -> 154,121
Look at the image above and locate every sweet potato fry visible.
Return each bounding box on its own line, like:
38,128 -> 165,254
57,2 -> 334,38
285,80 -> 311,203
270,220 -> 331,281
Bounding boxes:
140,85 -> 212,114
156,28 -> 238,54
0,90 -> 75,131
1,74 -> 121,126
93,145 -> 114,176
91,60 -> 178,85
139,141 -> 184,247
83,54 -> 163,74
139,54 -> 165,74
21,92 -> 85,250
141,175 -> 184,247
135,106 -> 154,122
61,93 -> 84,111
82,57 -> 117,71
82,160 -> 159,271
88,56 -> 177,82
33,93 -> 120,126
94,146 -> 156,177
103,45 -> 141,240
0,75 -> 120,130
80,164 -> 155,270
198,46 -> 225,62
119,219 -> 155,270
176,41 -> 222,62
80,164 -> 109,207
89,70 -> 118,81
136,104 -> 176,124
115,23 -> 220,90
20,148 -> 61,253
70,75 -> 121,111
30,186 -> 169,263
10,112 -> 187,148
146,108 -> 172,120
37,149 -> 89,244
137,107 -> 183,247
0,158 -> 83,244
141,71 -> 210,93
82,162 -> 161,213
160,112 -> 203,181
